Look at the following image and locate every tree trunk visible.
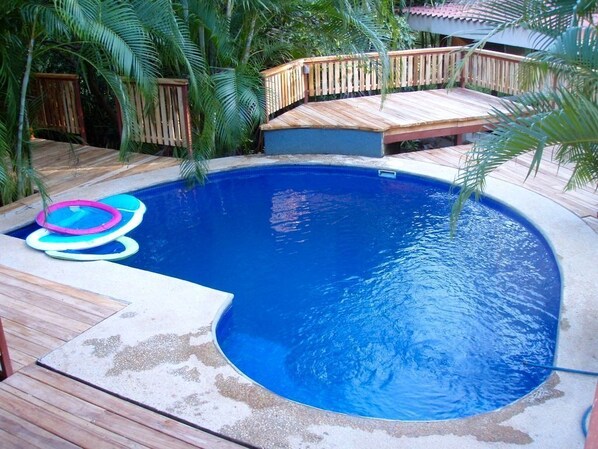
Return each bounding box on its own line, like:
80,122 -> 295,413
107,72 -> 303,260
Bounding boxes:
241,15 -> 257,65
16,22 -> 36,199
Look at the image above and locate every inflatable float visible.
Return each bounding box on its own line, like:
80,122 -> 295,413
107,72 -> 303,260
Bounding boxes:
35,199 -> 122,236
26,194 -> 144,261
45,236 -> 139,261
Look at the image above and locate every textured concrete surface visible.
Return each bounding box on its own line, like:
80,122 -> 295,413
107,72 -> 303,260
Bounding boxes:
1,154 -> 597,449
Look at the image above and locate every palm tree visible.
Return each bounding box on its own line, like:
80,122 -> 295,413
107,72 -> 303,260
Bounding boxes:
451,0 -> 598,227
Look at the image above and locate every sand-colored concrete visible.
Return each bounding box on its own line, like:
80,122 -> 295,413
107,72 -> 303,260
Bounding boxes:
1,154 -> 597,449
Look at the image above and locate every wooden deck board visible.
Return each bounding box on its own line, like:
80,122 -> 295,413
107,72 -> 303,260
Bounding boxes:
0,265 -> 246,448
0,386 -> 145,449
0,405 -> 81,449
0,140 -> 179,214
392,145 -> 598,219
20,365 -> 243,448
262,88 -> 509,134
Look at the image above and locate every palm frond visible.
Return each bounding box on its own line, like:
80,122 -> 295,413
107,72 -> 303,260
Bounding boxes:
213,67 -> 263,152
520,26 -> 598,93
0,121 -> 10,188
452,87 -> 598,227
55,0 -> 159,91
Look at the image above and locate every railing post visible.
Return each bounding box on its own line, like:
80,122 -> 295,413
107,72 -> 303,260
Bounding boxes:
459,50 -> 467,88
303,64 -> 310,104
181,81 -> 193,158
73,76 -> 87,143
0,317 -> 13,380
261,74 -> 270,123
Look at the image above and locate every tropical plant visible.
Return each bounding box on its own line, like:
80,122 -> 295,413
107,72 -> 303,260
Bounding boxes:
451,0 -> 598,227
0,0 -> 207,206
182,0 -> 411,157
1,0 -> 412,206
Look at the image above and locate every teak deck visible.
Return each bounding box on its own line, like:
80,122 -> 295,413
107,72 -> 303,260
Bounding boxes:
0,139 -> 179,215
0,266 -> 245,448
261,88 -> 510,157
262,88 -> 506,137
396,144 -> 598,226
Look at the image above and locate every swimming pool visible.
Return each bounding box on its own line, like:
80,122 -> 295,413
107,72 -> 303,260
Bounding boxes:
11,164 -> 561,420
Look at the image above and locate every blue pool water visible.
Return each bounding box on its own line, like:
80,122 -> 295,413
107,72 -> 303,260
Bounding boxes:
9,165 -> 561,420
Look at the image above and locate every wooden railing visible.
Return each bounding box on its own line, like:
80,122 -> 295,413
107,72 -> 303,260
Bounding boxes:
0,317 -> 13,380
118,78 -> 192,151
31,73 -> 87,142
462,50 -> 524,95
261,47 -> 528,118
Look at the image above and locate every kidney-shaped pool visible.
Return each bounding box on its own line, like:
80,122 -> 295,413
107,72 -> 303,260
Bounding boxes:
18,165 -> 562,420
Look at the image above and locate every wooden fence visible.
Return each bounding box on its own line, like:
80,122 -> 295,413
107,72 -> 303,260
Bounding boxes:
261,47 -> 529,118
118,78 -> 192,151
30,75 -> 192,152
32,73 -> 87,142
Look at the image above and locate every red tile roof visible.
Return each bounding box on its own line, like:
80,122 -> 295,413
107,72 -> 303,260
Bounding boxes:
406,3 -> 598,26
405,2 -> 482,22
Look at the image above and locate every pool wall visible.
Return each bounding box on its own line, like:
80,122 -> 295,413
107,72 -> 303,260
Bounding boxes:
1,154 -> 597,449
264,128 -> 385,157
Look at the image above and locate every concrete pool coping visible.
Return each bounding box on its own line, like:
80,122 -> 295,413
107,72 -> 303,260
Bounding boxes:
1,154 -> 597,448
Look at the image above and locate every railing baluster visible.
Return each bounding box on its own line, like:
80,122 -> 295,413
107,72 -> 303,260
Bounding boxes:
260,47 -> 530,118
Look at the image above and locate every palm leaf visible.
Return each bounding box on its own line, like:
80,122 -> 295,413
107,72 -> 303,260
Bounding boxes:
213,67 -> 263,152
55,0 -> 159,92
452,87 -> 598,227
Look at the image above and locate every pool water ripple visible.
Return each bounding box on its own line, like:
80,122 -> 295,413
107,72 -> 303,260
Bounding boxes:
114,165 -> 561,420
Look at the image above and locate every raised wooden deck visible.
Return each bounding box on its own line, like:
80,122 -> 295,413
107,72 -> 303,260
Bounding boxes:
260,47 -> 529,157
261,88 -> 509,157
262,87 -> 507,142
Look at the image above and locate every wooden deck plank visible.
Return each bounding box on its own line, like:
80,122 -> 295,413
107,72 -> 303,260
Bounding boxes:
20,365 -> 245,448
0,386 -> 146,449
0,282 -> 108,326
262,88 -> 509,135
391,145 -> 598,219
0,301 -> 80,342
3,372 -> 201,449
3,348 -> 35,371
0,406 -> 80,449
0,139 -> 178,215
0,428 -> 43,449
2,318 -> 64,350
1,330 -> 52,359
0,266 -> 124,313
0,267 -> 126,362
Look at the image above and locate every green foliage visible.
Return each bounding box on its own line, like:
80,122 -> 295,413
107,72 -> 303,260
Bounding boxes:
0,0 -> 412,205
451,0 -> 598,230
185,0 -> 412,158
0,0 -> 208,205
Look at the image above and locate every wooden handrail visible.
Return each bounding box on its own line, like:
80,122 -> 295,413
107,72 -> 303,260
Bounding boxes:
32,73 -> 87,142
117,78 -> 192,153
261,47 -> 531,118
